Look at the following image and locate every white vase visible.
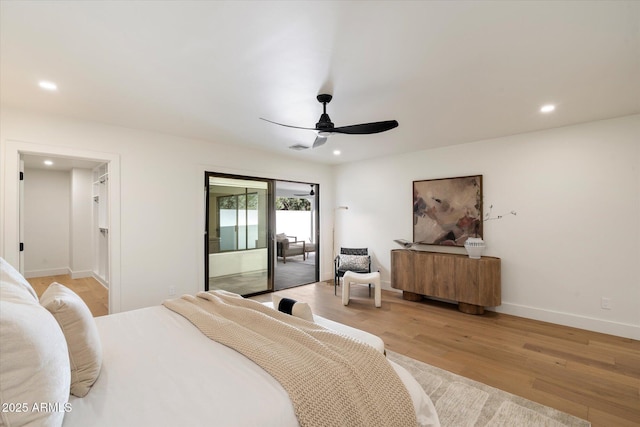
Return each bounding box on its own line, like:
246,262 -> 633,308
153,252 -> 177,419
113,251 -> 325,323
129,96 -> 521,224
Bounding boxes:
464,237 -> 486,259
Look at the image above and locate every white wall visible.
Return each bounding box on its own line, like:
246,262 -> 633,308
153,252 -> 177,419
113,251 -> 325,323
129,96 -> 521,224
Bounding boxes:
19,167 -> 95,279
209,249 -> 268,277
276,210 -> 314,243
70,168 -> 94,278
23,168 -> 70,277
334,115 -> 640,340
1,107 -> 335,312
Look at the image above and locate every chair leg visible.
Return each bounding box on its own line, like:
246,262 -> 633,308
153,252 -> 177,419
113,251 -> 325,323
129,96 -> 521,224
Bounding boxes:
374,279 -> 381,308
342,280 -> 350,306
368,283 -> 371,297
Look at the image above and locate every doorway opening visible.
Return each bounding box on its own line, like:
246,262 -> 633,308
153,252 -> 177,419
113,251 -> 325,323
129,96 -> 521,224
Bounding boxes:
20,153 -> 109,316
274,181 -> 319,291
3,140 -> 120,313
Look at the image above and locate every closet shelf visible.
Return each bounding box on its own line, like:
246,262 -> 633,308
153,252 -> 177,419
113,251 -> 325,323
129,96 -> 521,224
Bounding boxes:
93,172 -> 109,185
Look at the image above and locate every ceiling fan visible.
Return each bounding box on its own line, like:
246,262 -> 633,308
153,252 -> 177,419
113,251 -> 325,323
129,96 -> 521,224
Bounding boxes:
260,94 -> 399,149
293,185 -> 315,197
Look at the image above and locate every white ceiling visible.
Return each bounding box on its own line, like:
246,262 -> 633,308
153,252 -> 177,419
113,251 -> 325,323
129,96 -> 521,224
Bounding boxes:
22,154 -> 103,172
1,1 -> 638,165
276,181 -> 316,199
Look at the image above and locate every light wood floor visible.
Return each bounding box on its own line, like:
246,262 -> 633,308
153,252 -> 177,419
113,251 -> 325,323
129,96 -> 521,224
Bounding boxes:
252,282 -> 640,427
27,275 -> 108,317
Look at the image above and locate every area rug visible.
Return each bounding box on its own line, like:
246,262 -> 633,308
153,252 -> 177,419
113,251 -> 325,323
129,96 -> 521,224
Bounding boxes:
387,351 -> 591,427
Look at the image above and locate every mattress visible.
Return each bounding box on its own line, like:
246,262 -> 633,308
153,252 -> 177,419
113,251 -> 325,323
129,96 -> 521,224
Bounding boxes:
63,305 -> 439,427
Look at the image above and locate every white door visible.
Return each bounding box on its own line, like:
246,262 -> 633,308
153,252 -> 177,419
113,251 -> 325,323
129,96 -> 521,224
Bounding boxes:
19,157 -> 25,273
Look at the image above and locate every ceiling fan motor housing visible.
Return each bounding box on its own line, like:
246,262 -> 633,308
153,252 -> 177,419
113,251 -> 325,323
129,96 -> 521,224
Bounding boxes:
316,94 -> 335,130
316,113 -> 334,130
317,94 -> 332,103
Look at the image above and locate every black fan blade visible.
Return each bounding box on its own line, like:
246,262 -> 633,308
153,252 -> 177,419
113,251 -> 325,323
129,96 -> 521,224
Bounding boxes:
260,117 -> 316,131
329,120 -> 398,135
294,185 -> 315,196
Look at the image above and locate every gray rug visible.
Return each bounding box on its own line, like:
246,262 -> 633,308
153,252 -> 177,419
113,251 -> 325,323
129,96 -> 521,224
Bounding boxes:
275,252 -> 316,290
387,351 -> 591,427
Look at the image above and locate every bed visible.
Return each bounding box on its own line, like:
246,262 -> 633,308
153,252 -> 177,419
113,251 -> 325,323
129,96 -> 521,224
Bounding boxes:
0,258 -> 440,427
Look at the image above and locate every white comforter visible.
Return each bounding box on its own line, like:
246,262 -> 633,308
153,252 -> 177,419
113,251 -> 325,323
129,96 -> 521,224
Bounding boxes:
63,305 -> 439,427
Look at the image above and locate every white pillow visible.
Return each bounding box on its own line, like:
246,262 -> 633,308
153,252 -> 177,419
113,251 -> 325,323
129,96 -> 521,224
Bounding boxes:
272,294 -> 314,322
0,298 -> 70,427
40,282 -> 103,398
0,256 -> 38,301
339,254 -> 370,271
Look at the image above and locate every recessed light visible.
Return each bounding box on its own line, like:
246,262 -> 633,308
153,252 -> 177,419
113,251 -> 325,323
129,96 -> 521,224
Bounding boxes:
540,104 -> 555,113
333,150 -> 341,156
43,160 -> 53,166
38,81 -> 58,91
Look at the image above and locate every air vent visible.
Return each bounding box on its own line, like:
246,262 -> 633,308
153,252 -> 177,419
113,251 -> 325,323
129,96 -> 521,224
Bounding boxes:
288,144 -> 309,151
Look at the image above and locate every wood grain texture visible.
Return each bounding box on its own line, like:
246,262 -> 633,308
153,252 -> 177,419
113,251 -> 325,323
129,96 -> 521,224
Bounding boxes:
391,249 -> 501,311
252,282 -> 640,427
27,274 -> 108,317
433,253 -> 457,300
391,250 -> 418,293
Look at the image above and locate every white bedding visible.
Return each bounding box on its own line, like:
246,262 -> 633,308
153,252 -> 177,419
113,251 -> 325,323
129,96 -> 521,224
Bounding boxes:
63,305 -> 439,427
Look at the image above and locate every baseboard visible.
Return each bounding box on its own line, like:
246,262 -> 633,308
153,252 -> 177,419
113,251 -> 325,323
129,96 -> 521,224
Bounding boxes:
381,281 -> 639,340
92,273 -> 109,289
494,302 -> 640,341
70,269 -> 93,279
24,267 -> 70,278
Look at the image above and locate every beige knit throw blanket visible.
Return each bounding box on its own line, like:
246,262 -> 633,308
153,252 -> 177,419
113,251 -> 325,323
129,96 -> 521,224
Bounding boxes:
163,290 -> 418,427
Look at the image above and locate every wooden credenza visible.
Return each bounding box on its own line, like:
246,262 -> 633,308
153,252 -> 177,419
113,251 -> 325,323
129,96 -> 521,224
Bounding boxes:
391,249 -> 501,314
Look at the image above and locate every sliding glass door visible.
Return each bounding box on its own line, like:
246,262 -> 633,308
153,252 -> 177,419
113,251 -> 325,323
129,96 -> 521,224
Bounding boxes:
205,173 -> 272,296
274,181 -> 320,290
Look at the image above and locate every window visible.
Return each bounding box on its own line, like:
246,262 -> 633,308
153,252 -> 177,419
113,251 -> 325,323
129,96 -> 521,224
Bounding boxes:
217,192 -> 261,251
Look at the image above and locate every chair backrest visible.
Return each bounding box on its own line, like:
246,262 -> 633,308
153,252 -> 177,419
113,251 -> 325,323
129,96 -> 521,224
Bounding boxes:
340,247 -> 368,256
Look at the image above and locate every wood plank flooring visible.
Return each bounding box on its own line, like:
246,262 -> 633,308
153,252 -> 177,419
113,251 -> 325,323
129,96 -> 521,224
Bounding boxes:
251,282 -> 640,427
27,274 -> 108,317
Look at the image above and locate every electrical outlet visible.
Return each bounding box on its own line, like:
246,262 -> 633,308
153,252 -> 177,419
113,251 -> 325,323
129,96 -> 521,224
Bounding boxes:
601,297 -> 612,310
168,286 -> 176,297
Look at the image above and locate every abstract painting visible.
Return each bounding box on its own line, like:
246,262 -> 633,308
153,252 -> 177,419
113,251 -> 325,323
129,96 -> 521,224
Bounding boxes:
413,175 -> 483,246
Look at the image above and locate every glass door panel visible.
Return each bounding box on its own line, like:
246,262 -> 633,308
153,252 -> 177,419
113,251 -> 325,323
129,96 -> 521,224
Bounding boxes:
274,181 -> 319,291
206,174 -> 272,296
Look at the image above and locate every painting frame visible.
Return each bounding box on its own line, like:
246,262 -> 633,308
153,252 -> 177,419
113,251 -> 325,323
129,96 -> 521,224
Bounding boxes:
413,175 -> 483,247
